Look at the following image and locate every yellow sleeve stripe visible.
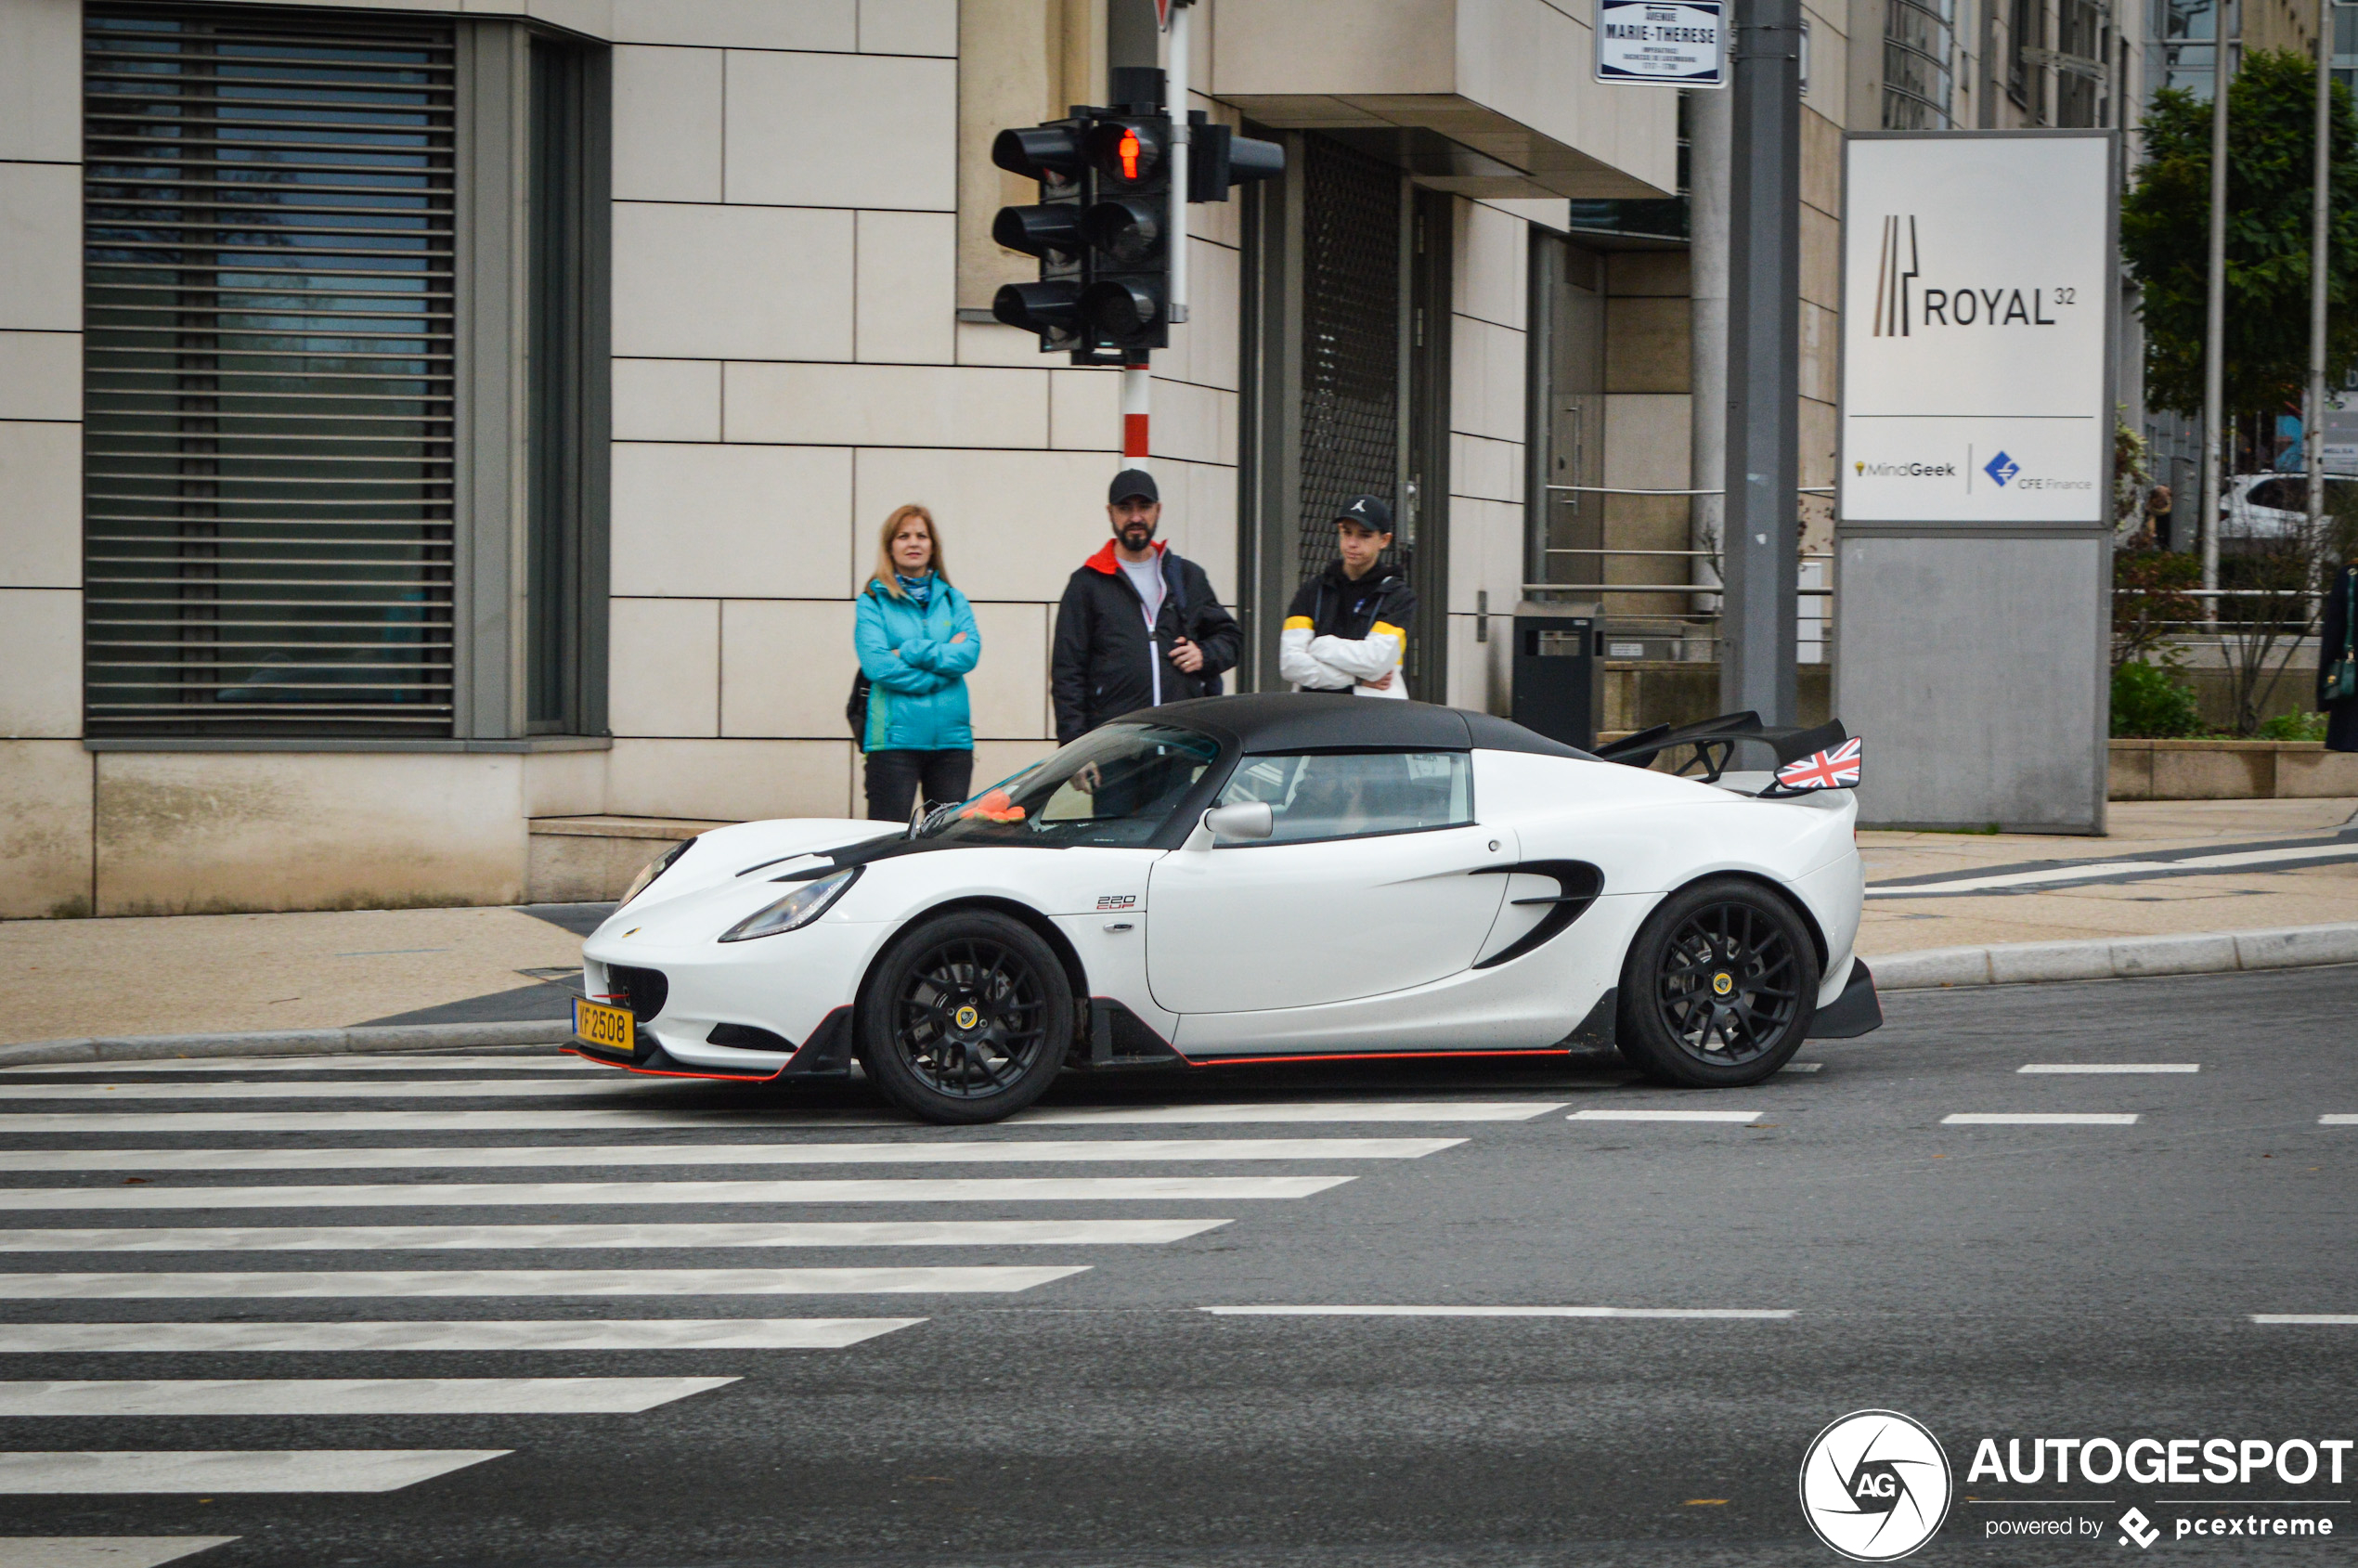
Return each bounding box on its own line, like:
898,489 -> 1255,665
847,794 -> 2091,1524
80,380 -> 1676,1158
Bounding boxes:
1283,616 -> 1315,630
1372,622 -> 1406,641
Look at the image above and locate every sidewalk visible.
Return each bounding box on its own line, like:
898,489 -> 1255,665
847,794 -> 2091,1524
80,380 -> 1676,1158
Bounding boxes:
4,799 -> 2352,1048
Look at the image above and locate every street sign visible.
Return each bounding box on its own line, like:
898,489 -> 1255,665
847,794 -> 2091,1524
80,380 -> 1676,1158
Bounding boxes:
1838,135 -> 2113,526
1595,0 -> 1726,86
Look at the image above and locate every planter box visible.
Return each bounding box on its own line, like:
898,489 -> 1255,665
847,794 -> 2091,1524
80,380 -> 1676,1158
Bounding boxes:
2108,739 -> 2358,800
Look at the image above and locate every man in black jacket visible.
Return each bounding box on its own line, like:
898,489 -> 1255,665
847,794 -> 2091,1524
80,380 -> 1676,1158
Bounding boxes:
1052,469 -> 1241,744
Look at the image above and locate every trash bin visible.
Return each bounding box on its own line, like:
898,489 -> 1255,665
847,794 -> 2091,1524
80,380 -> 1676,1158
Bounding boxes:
1510,603 -> 1603,750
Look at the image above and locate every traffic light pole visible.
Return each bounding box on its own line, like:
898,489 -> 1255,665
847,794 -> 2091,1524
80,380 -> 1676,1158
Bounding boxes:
1123,362 -> 1151,464
1166,0 -> 1192,324
1720,0 -> 1802,724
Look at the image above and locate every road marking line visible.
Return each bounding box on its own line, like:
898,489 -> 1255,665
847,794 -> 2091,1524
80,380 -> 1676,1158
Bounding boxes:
2250,1314 -> 2358,1324
1941,1113 -> 2141,1125
1865,840 -> 2358,896
0,1538 -> 240,1568
1781,1063 -> 1823,1073
0,1319 -> 923,1353
2018,1064 -> 2199,1074
0,1219 -> 1232,1251
0,1378 -> 737,1417
0,1266 -> 1089,1298
0,1139 -> 1459,1173
1201,1305 -> 1796,1319
0,1081 -> 698,1101
4,1057 -> 596,1074
0,1111 -> 905,1134
0,1450 -> 509,1495
2318,1115 -> 2358,1124
1567,1109 -> 1763,1122
1017,1102 -> 1567,1124
0,1176 -> 1351,1212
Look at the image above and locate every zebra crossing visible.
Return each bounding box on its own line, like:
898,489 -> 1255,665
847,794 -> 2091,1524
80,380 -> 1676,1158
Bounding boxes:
0,1050 -> 1552,1542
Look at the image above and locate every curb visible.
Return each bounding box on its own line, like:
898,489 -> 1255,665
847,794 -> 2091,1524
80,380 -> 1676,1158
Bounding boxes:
1873,921 -> 2358,991
0,1019 -> 575,1070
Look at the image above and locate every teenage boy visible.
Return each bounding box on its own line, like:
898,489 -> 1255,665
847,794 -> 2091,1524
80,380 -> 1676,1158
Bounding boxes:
1279,495 -> 1416,699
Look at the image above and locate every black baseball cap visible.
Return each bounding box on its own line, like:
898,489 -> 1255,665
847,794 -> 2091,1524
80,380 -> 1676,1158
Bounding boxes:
1336,495 -> 1393,532
1109,468 -> 1160,504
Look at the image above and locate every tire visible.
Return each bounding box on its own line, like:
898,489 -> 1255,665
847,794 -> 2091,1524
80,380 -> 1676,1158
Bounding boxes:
856,910 -> 1075,1124
1615,877 -> 1820,1088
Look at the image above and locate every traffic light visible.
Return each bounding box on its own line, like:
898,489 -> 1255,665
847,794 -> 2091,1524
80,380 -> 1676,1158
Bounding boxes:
988,119 -> 1091,353
1186,116 -> 1285,202
1076,112 -> 1172,356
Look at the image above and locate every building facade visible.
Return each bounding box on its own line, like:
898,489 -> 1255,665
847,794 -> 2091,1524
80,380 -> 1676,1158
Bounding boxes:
2,0 -> 1862,917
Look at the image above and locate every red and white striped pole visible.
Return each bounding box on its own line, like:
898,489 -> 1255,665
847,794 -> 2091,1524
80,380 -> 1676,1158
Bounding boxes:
1121,361 -> 1150,466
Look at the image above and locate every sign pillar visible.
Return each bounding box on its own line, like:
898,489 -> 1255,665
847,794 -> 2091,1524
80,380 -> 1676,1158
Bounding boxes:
1834,131 -> 2118,833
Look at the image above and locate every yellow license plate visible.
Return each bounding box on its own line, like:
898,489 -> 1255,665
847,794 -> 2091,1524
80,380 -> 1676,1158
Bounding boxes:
574,997 -> 635,1054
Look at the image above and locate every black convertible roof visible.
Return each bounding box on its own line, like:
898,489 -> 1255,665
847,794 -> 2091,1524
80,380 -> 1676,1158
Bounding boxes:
1140,693 -> 1595,758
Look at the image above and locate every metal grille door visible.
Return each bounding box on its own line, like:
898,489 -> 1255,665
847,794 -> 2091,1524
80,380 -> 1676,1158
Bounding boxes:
1295,136 -> 1400,587
83,5 -> 458,737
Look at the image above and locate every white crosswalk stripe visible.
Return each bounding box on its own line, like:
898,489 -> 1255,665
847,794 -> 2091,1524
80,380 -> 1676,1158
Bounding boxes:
0,1320 -> 924,1353
0,1379 -> 736,1417
0,1538 -> 240,1567
0,1219 -> 1231,1251
0,1265 -> 1090,1298
0,1450 -> 509,1494
0,1137 -> 1461,1173
0,1175 -> 1352,1211
0,1055 -> 1485,1508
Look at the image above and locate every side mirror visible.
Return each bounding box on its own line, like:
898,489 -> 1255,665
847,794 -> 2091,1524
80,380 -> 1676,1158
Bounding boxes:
1207,801 -> 1275,840
1193,800 -> 1274,849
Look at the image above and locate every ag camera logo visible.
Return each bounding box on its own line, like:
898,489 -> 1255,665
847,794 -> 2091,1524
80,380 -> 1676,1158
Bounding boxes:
1800,1410 -> 1953,1561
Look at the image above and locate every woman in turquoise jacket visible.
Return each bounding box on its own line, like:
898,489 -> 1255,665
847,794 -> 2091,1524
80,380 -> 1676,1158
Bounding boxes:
856,504 -> 981,822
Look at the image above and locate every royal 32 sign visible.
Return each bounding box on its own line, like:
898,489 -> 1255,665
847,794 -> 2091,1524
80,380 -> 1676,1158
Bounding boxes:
1838,133 -> 2115,526
1595,0 -> 1725,85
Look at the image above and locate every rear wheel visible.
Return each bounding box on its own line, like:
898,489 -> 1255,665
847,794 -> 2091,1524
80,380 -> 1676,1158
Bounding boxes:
1616,878 -> 1819,1087
856,910 -> 1073,1124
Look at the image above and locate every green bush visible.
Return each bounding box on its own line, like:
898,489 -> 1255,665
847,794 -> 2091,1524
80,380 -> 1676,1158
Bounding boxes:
2257,709 -> 2329,741
2112,661 -> 2205,738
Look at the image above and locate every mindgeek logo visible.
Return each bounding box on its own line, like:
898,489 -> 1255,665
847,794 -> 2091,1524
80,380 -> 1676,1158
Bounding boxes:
1854,461 -> 1957,478
1871,214 -> 2070,337
1800,1410 -> 1953,1562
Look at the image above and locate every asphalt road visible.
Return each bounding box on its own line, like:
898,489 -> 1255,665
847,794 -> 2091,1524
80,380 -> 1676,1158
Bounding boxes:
1,964 -> 2353,1568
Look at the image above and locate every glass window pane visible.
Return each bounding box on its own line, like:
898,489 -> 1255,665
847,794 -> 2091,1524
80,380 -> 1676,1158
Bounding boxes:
1219,751 -> 1472,843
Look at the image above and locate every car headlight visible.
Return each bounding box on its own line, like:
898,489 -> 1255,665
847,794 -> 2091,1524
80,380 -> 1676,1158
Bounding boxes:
620,840 -> 692,908
719,866 -> 861,942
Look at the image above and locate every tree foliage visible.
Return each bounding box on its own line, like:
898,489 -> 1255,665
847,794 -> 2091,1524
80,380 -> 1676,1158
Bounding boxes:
2123,50 -> 2358,417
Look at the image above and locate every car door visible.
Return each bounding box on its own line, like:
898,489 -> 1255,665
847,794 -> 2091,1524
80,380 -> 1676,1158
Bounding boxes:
1144,749 -> 1509,1014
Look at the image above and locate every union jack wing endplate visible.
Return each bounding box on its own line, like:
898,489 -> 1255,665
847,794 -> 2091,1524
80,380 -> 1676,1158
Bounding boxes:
1768,736 -> 1862,794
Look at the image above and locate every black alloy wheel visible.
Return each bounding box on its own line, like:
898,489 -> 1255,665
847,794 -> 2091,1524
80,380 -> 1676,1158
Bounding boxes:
1616,877 -> 1820,1087
857,910 -> 1073,1123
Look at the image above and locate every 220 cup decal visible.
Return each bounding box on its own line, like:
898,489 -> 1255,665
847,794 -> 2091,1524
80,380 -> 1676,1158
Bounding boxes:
1799,1409 -> 1954,1562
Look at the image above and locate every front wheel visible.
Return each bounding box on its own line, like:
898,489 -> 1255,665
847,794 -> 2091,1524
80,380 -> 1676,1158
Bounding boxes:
856,910 -> 1074,1124
1615,878 -> 1820,1087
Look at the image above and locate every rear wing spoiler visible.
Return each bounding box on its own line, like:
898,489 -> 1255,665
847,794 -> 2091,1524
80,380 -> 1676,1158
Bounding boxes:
1594,711 -> 1860,796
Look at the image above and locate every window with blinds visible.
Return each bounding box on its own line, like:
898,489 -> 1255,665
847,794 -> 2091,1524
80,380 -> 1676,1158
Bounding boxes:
84,5 -> 458,738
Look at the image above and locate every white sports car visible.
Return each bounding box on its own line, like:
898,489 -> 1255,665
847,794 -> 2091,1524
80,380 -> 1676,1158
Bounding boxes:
572,695 -> 1880,1123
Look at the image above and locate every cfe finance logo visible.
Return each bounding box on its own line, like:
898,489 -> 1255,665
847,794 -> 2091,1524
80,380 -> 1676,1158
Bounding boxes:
1984,450 -> 2020,487
1800,1410 -> 1953,1561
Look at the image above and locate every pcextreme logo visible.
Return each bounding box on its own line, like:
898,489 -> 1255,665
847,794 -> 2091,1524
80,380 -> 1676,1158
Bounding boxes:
1799,1410 -> 1953,1561
1869,214 -> 2075,338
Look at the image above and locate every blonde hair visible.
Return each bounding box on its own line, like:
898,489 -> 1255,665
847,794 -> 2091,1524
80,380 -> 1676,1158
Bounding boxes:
871,504 -> 948,597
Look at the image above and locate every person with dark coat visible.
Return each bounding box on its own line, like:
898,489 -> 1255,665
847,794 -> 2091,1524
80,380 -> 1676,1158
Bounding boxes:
1051,469 -> 1241,744
2321,558 -> 2358,752
1279,494 -> 1418,698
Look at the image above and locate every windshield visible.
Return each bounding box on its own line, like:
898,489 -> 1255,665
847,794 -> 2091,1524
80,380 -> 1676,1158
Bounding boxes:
922,723 -> 1223,849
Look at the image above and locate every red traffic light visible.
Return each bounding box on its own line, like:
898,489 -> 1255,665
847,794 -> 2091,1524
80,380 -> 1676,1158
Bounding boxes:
1083,119 -> 1164,186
